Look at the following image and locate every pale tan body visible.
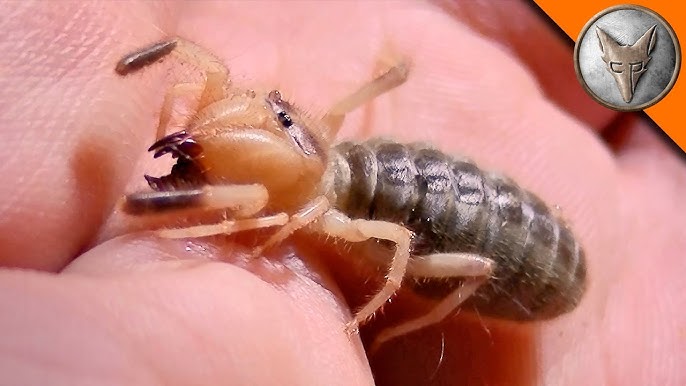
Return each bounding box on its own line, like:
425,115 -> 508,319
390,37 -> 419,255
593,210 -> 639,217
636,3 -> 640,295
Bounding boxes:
118,38 -> 494,351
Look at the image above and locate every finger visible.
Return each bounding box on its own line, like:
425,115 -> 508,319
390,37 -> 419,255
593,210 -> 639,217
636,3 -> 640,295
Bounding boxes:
0,236 -> 373,385
436,0 -> 619,132
601,120 -> 686,384
0,2 -> 178,270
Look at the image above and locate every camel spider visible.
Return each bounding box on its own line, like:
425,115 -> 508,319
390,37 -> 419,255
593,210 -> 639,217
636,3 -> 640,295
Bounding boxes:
116,38 -> 586,352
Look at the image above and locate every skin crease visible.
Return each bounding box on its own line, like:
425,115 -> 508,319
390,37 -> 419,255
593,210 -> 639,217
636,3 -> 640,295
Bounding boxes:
0,0 -> 685,385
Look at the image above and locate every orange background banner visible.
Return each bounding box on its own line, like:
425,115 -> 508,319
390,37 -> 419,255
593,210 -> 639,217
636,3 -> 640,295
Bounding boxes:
534,1 -> 685,152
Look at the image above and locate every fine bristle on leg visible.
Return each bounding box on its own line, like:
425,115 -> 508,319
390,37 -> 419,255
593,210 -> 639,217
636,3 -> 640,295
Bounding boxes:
170,38 -> 230,108
252,196 -> 330,257
369,277 -> 487,354
309,210 -> 413,335
369,252 -> 494,353
116,37 -> 232,139
157,213 -> 289,239
322,54 -> 410,138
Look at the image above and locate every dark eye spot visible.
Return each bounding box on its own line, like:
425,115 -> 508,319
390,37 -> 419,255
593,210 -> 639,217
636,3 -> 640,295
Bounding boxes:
278,111 -> 293,128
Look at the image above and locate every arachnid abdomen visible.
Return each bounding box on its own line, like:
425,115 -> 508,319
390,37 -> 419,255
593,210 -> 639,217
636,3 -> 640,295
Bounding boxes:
328,140 -> 587,321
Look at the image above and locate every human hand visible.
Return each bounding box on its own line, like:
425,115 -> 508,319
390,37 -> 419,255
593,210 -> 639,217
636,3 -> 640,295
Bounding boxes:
1,1 -> 684,385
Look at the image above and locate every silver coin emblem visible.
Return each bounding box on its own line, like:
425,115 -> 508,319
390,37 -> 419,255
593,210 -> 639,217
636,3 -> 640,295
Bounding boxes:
574,5 -> 681,111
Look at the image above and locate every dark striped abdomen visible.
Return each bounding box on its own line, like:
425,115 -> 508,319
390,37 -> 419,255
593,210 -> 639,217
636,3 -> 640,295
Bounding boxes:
329,140 -> 586,321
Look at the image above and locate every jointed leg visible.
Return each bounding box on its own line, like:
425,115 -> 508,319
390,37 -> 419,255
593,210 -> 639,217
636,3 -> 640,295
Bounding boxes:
117,38 -> 232,138
156,39 -> 232,139
170,39 -> 230,108
158,213 -> 288,239
407,253 -> 494,278
310,210 -> 413,334
370,252 -> 494,353
156,83 -> 204,140
370,277 -> 487,353
187,92 -> 260,133
122,183 -> 289,239
253,196 -> 330,257
122,184 -> 269,218
322,55 -> 410,138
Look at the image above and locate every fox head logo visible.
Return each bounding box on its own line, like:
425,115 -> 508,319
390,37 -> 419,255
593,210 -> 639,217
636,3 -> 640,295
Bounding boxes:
596,25 -> 657,102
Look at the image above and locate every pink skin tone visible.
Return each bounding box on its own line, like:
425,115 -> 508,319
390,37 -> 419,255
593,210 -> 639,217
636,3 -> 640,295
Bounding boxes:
0,1 -> 684,385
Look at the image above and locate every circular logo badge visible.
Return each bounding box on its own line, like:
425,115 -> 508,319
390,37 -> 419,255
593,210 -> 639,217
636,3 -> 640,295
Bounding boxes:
574,5 -> 681,111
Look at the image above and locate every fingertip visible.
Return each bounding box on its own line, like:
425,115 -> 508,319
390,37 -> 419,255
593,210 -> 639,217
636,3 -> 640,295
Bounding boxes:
0,2 -> 180,271
63,234 -> 204,276
61,234 -> 375,384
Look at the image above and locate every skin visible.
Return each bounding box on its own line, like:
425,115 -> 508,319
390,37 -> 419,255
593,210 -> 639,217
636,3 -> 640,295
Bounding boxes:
0,1 -> 684,385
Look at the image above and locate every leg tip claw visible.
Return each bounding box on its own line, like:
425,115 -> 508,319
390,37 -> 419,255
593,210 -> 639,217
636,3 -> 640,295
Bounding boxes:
345,320 -> 360,337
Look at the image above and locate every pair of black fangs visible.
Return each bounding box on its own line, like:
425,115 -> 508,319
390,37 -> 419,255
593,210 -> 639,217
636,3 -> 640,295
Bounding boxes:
148,130 -> 203,160
144,131 -> 206,192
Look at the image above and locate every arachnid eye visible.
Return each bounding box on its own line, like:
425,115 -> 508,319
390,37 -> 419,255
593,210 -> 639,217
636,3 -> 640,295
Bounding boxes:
278,111 -> 294,128
264,89 -> 320,156
266,89 -> 292,128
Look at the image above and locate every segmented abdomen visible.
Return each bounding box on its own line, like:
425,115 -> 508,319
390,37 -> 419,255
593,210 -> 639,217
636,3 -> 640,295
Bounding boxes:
329,140 -> 586,321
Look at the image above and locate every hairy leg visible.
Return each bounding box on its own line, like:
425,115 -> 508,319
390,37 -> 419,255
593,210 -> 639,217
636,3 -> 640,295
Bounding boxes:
309,210 -> 413,334
253,196 -> 330,257
370,252 -> 494,352
322,56 -> 410,139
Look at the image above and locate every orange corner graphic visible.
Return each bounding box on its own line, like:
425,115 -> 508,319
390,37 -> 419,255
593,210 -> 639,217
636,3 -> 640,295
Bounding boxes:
534,0 -> 685,152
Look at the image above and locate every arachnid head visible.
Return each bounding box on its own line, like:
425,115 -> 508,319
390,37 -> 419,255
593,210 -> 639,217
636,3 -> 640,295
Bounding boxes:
149,89 -> 331,211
